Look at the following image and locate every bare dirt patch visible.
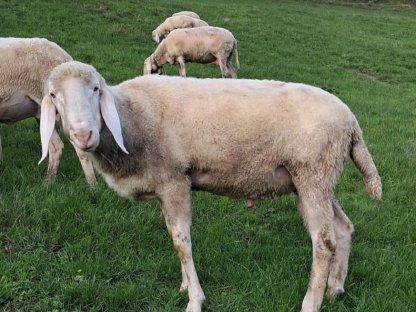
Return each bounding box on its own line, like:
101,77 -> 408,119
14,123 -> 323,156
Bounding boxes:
346,67 -> 378,81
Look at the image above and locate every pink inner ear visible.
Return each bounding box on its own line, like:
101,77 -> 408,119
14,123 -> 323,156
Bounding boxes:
39,96 -> 56,164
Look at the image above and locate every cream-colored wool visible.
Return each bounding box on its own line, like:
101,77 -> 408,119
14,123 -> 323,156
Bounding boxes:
0,38 -> 95,185
40,61 -> 382,312
171,11 -> 200,19
144,26 -> 239,78
151,15 -> 209,43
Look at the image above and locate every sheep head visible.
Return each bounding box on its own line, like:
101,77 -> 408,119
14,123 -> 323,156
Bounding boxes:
143,55 -> 162,75
39,61 -> 128,164
151,29 -> 160,43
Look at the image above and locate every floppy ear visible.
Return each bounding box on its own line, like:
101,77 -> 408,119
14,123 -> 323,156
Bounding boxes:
99,86 -> 129,154
39,95 -> 56,164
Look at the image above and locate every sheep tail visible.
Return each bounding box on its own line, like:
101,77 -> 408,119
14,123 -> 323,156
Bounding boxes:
233,42 -> 240,69
350,122 -> 382,200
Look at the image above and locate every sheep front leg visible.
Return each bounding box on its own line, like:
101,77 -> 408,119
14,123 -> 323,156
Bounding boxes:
177,56 -> 187,77
74,146 -> 96,187
298,190 -> 336,312
45,129 -> 64,181
160,183 -> 205,312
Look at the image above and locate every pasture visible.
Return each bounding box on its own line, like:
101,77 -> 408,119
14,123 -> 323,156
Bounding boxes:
1,0 -> 416,311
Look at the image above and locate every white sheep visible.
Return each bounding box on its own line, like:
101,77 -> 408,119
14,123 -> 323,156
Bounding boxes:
144,26 -> 240,78
40,61 -> 382,312
171,11 -> 200,19
0,38 -> 96,185
152,15 -> 209,43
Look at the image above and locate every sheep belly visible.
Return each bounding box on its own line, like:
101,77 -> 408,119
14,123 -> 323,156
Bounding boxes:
188,165 -> 295,199
0,91 -> 38,123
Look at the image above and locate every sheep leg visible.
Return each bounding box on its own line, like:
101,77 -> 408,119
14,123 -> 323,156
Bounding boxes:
180,263 -> 190,292
326,197 -> 354,298
74,146 -> 96,187
217,59 -> 228,78
44,129 -> 64,181
177,57 -> 187,77
297,188 -> 335,312
226,63 -> 237,79
160,183 -> 205,312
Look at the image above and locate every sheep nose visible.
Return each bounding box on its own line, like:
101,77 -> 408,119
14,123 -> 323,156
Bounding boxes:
74,130 -> 92,148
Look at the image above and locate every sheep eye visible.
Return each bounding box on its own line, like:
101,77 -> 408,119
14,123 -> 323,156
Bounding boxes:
93,86 -> 99,92
50,92 -> 56,98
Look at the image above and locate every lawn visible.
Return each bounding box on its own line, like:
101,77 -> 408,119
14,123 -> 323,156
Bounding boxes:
1,0 -> 416,311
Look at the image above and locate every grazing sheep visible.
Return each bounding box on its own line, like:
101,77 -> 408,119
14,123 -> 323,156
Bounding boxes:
40,61 -> 382,312
0,38 -> 95,185
144,26 -> 240,78
171,11 -> 200,19
152,15 -> 209,43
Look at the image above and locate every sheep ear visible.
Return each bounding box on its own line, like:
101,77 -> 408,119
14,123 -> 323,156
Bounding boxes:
39,95 -> 56,164
99,87 -> 129,154
154,33 -> 160,43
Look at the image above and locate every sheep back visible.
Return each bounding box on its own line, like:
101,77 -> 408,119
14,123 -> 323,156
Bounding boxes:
0,38 -> 72,101
155,27 -> 236,64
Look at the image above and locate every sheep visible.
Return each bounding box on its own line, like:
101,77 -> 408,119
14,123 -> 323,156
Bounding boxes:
151,15 -> 209,44
171,11 -> 200,19
144,26 -> 240,78
39,61 -> 382,312
0,38 -> 96,185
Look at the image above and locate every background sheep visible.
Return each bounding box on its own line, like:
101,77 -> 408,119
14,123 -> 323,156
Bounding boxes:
40,61 -> 381,312
171,11 -> 200,19
0,38 -> 95,185
144,26 -> 240,78
151,15 -> 208,43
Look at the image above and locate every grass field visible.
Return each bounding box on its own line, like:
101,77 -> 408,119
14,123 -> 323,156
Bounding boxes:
1,0 -> 416,311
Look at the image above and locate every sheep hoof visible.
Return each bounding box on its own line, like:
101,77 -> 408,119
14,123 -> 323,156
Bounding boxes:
326,286 -> 345,299
246,199 -> 255,208
44,171 -> 56,182
186,301 -> 202,312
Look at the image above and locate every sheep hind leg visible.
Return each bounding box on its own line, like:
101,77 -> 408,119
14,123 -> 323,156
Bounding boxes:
226,62 -> 237,79
217,59 -> 229,78
177,56 -> 187,77
160,183 -> 205,312
327,197 -> 354,298
297,187 -> 336,312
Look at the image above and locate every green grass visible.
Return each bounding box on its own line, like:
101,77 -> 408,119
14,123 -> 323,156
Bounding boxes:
1,0 -> 416,311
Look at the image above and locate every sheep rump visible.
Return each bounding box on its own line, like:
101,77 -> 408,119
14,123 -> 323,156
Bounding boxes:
0,38 -> 95,185
40,62 -> 382,312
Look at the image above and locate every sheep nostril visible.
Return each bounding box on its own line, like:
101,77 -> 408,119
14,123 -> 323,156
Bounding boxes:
74,130 -> 92,146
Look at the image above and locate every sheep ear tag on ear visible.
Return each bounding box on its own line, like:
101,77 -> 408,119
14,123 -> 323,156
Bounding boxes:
99,87 -> 129,154
39,95 -> 56,164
